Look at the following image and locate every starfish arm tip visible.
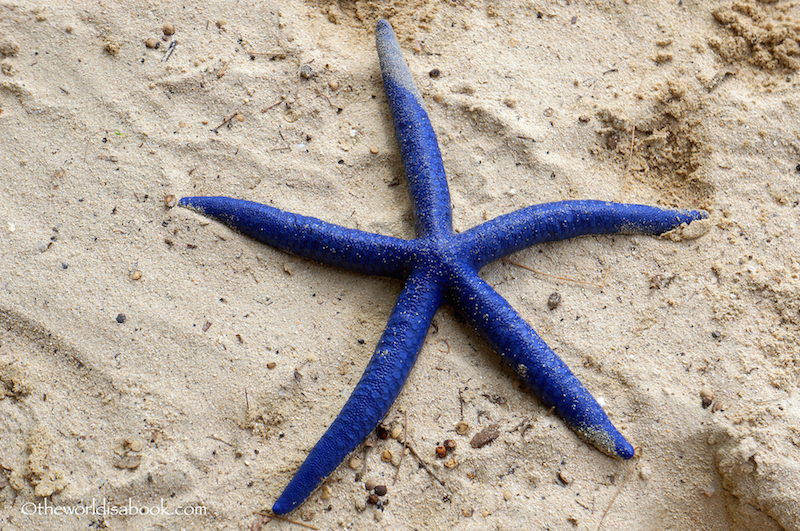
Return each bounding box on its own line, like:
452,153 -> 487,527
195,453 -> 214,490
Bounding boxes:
574,421 -> 636,460
177,196 -> 199,210
271,498 -> 293,516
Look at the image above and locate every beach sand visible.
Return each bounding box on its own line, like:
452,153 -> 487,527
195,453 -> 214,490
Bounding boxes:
1,1 -> 799,529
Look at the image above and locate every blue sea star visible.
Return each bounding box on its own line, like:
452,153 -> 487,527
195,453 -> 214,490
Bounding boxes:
179,20 -> 707,514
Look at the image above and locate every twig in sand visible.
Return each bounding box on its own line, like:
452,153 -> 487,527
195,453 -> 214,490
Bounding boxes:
504,258 -> 610,288
261,99 -> 284,113
207,435 -> 234,447
211,112 -> 242,134
401,438 -> 445,486
217,59 -> 231,78
162,40 -> 177,62
255,511 -> 318,530
622,123 -> 636,201
596,457 -> 637,531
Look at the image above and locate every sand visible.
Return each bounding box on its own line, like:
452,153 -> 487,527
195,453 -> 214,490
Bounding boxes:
1,1 -> 799,530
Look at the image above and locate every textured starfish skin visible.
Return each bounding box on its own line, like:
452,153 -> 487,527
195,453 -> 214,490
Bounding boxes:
179,20 -> 707,515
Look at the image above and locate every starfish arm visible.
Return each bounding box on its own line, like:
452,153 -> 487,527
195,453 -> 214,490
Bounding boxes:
448,267 -> 635,459
179,196 -> 413,278
376,20 -> 453,237
460,200 -> 707,268
272,269 -> 444,514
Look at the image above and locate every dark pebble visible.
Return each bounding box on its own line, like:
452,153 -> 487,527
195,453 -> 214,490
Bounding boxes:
547,292 -> 561,310
374,485 -> 387,496
116,313 -> 126,324
376,425 -> 391,440
429,68 -> 441,78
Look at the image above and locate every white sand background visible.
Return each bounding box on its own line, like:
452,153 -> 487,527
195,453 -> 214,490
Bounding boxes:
1,1 -> 799,530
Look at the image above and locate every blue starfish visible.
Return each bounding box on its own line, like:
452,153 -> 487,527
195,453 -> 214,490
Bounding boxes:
179,20 -> 707,514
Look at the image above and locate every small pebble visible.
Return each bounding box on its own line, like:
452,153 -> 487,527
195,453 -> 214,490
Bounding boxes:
435,445 -> 447,458
216,19 -> 227,29
455,421 -> 469,435
429,68 -> 441,78
444,457 -> 457,468
462,507 -> 474,517
164,194 -> 177,208
104,37 -> 121,57
712,400 -> 724,412
547,292 -> 561,310
145,37 -> 159,49
348,456 -> 361,470
376,425 -> 391,440
366,493 -> 379,505
125,438 -> 144,452
373,484 -> 387,496
129,270 -> 142,280
370,145 -> 379,154
364,479 -> 378,491
162,23 -> 175,36
115,313 -> 126,324
381,449 -> 392,462
558,469 -> 573,485
443,439 -> 456,450
329,80 -> 339,91
266,362 -> 277,370
320,484 -> 332,500
503,490 -> 513,501
300,64 -> 314,79
114,455 -> 142,469
639,464 -> 652,480
390,424 -> 403,439
700,388 -> 714,409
